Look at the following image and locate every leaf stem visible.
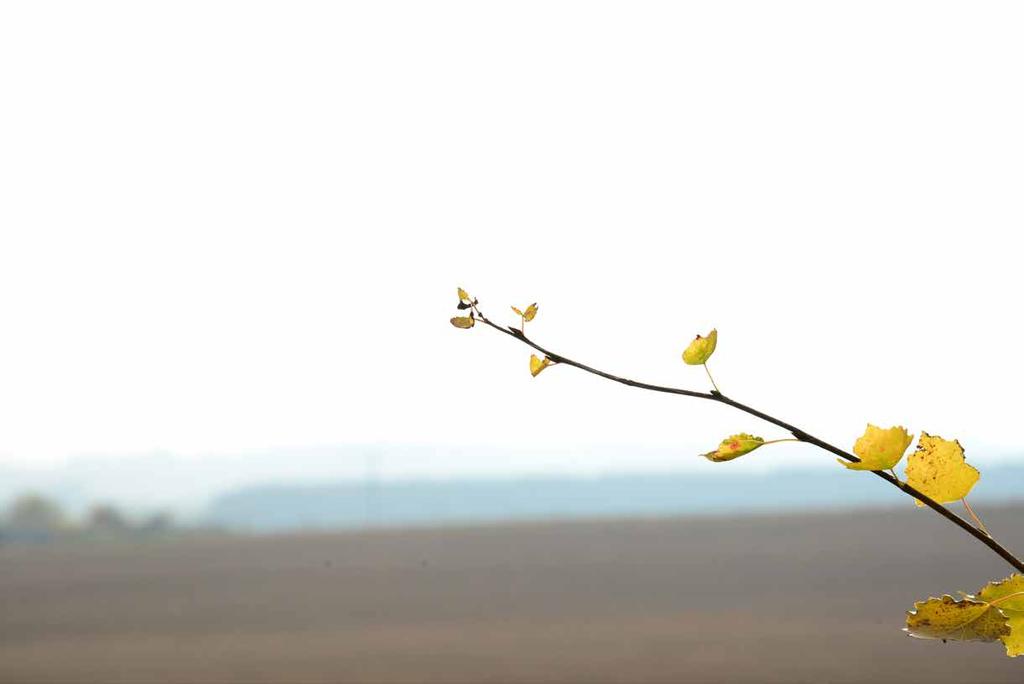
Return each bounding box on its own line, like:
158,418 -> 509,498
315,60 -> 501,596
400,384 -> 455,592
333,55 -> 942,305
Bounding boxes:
962,498 -> 991,536
703,362 -> 721,393
471,307 -> 1024,574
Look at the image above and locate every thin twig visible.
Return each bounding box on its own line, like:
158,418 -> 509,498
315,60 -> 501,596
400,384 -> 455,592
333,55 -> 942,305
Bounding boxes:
471,308 -> 1024,574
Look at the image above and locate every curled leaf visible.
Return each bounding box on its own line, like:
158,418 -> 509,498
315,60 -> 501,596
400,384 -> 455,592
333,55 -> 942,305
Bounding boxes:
840,424 -> 914,471
977,574 -> 1024,657
904,432 -> 980,506
905,595 -> 1010,643
458,287 -> 472,303
450,315 -> 475,329
682,329 -> 717,365
529,354 -> 553,377
702,433 -> 765,462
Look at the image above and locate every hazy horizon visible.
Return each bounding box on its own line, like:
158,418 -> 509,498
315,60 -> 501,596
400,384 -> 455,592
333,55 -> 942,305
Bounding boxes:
3,443 -> 1022,525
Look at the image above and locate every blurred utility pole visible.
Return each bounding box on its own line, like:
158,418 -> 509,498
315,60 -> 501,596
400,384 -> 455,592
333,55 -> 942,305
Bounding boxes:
364,449 -> 380,528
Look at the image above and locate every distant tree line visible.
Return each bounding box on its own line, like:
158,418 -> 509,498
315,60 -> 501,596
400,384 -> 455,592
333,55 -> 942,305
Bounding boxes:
0,492 -> 176,544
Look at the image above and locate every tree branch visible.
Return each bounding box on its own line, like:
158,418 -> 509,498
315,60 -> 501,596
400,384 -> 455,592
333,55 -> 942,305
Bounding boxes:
473,311 -> 1024,574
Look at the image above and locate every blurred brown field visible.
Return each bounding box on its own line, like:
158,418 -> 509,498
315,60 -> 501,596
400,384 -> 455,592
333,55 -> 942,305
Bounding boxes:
2,505 -> 1022,683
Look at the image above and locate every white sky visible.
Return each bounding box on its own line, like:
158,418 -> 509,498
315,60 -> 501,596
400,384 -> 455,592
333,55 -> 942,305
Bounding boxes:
1,2 -> 1022,474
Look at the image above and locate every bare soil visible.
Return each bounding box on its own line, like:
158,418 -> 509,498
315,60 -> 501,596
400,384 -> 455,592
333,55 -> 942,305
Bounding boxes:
2,505 -> 1022,682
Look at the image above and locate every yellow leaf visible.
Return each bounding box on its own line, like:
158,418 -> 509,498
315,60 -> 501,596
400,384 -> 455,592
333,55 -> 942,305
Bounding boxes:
450,316 -> 475,329
1003,611 -> 1024,657
977,574 -> 1024,657
512,303 -> 539,323
840,424 -> 914,471
682,329 -> 717,365
904,432 -> 980,506
978,574 -> 1024,613
458,287 -> 471,303
530,354 -> 553,377
702,433 -> 765,462
905,595 -> 1010,643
